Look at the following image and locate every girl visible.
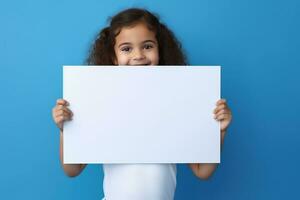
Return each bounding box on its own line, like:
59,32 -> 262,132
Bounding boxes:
52,8 -> 232,200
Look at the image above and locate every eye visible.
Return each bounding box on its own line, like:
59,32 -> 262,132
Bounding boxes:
121,46 -> 132,52
143,44 -> 153,50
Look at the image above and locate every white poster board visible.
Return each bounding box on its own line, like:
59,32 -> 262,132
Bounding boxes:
63,66 -> 220,163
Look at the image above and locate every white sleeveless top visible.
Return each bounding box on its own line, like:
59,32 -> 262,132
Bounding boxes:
102,164 -> 177,200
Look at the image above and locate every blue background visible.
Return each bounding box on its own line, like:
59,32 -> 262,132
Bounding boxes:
1,0 -> 299,199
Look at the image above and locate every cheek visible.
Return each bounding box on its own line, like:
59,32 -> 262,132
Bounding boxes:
147,49 -> 159,65
115,53 -> 129,65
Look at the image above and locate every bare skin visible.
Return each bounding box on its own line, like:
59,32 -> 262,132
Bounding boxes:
189,99 -> 231,180
52,22 -> 232,179
52,98 -> 231,179
52,99 -> 86,177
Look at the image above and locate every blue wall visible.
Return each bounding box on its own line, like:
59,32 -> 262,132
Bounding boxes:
1,0 -> 299,199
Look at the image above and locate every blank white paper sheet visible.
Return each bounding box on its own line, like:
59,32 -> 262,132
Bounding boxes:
63,66 -> 220,164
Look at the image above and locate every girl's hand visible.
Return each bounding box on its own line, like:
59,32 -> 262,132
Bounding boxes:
52,99 -> 73,131
213,99 -> 232,136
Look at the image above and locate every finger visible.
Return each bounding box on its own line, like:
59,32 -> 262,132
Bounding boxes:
63,107 -> 73,116
55,109 -> 73,118
215,109 -> 230,117
216,99 -> 226,106
215,114 -> 230,121
213,104 -> 226,114
55,112 -> 72,123
56,105 -> 73,116
56,99 -> 69,106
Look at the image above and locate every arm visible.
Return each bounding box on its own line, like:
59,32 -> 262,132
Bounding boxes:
53,98 -> 87,177
188,130 -> 226,180
59,130 -> 87,177
188,99 -> 232,180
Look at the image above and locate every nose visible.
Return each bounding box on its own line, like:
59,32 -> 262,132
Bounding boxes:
133,49 -> 146,61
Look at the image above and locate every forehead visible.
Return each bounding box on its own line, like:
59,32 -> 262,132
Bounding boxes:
115,23 -> 156,44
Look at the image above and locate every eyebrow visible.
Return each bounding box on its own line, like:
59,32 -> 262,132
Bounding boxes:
118,40 -> 157,48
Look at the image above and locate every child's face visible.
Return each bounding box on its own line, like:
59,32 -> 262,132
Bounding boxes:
114,22 -> 159,66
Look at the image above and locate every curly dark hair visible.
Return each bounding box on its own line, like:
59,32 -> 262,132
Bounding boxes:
86,8 -> 187,65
